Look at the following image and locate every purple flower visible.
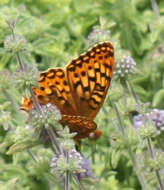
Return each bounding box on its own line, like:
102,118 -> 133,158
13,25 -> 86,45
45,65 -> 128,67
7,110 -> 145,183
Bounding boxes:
133,114 -> 147,128
133,109 -> 164,133
149,109 -> 164,132
51,149 -> 83,175
78,157 -> 93,178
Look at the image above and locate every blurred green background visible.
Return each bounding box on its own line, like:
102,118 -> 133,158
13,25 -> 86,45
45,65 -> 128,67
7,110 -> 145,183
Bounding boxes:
0,0 -> 164,189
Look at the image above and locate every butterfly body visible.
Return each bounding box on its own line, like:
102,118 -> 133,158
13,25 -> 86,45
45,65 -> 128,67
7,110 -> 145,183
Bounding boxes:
22,42 -> 115,140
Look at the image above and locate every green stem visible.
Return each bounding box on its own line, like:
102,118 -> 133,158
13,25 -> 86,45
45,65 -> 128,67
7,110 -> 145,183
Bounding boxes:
151,0 -> 160,20
47,127 -> 62,155
112,102 -> 148,189
126,80 -> 164,189
27,149 -> 38,162
9,23 -> 25,71
73,175 -> 85,190
65,151 -> 70,190
147,137 -> 164,190
16,52 -> 25,71
111,102 -> 125,135
30,87 -> 43,114
126,80 -> 139,104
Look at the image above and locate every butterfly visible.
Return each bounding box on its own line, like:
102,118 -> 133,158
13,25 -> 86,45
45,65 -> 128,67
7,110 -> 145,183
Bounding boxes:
22,42 -> 115,141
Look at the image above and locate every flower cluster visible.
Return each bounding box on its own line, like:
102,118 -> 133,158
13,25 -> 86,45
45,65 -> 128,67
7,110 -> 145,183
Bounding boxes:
133,114 -> 147,128
58,127 -> 77,151
149,109 -> 164,134
133,109 -> 164,134
148,150 -> 164,171
51,148 -> 94,180
0,102 -> 12,130
29,103 -> 62,129
88,26 -> 110,46
12,63 -> 39,91
78,157 -> 93,178
0,70 -> 11,91
51,149 -> 84,175
4,34 -> 26,54
114,56 -> 136,79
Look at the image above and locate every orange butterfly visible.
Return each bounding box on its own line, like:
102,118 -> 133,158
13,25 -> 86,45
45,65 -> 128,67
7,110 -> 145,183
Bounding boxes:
22,42 -> 115,141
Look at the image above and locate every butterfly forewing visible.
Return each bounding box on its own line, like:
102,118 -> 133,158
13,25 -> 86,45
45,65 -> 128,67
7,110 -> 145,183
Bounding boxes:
37,68 -> 77,116
66,42 -> 114,119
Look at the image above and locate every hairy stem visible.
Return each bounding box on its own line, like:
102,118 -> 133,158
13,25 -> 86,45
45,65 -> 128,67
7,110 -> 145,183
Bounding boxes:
9,22 -> 25,71
30,87 -> 43,114
73,175 -> 85,190
47,127 -> 62,155
147,137 -> 164,190
126,80 -> 139,104
151,0 -> 160,20
112,102 -> 148,189
27,149 -> 38,162
64,151 -> 70,190
126,80 -> 164,189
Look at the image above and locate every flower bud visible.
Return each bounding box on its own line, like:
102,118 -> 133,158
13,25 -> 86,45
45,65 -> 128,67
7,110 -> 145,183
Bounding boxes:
114,56 -> 136,79
51,149 -> 84,175
12,64 -> 39,91
29,103 -> 62,130
4,35 -> 26,54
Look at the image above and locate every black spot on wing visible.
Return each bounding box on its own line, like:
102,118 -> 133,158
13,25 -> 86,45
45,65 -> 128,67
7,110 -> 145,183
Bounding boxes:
83,86 -> 90,92
81,71 -> 86,76
74,81 -> 81,89
67,64 -> 75,72
95,83 -> 106,91
40,87 -> 45,91
92,92 -> 103,98
89,76 -> 96,82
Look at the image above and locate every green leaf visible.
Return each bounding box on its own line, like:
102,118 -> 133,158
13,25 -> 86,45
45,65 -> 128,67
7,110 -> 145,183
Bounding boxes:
152,89 -> 164,108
